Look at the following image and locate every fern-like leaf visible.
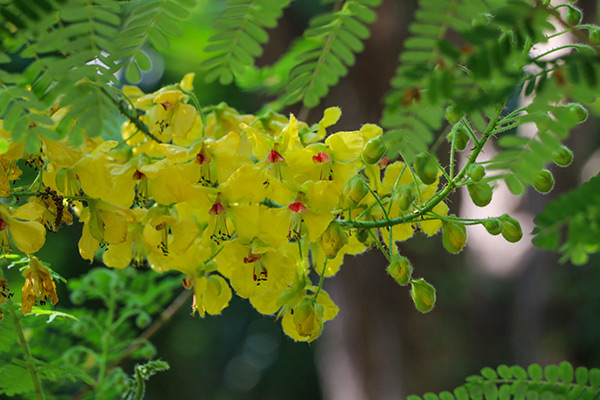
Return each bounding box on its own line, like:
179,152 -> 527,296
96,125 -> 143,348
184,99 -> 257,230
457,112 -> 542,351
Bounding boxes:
202,0 -> 292,85
281,0 -> 381,108
409,362 -> 600,400
533,172 -> 600,265
116,0 -> 197,83
381,0 -> 563,162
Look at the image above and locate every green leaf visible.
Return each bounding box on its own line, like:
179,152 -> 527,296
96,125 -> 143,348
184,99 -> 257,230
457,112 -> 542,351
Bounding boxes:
545,365 -> 560,382
0,364 -> 34,395
575,367 -> 588,385
125,62 -> 142,83
559,362 -> 574,383
26,307 -> 78,323
528,364 -> 543,380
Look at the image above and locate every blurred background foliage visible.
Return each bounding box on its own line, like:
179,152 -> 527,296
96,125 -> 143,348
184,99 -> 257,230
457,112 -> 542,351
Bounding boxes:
2,0 -> 600,399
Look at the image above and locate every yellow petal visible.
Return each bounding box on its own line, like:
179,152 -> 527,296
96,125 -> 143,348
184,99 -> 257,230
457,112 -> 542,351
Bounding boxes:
170,219 -> 199,255
102,240 -> 133,269
202,275 -> 232,315
325,131 -> 363,162
101,209 -> 132,245
180,72 -> 195,91
9,219 -> 46,254
79,224 -> 99,261
304,210 -> 334,243
229,204 -> 259,241
305,180 -> 342,211
316,107 -> 342,140
249,290 -> 283,315
420,202 -> 449,236
359,123 -> 383,142
382,161 -> 413,192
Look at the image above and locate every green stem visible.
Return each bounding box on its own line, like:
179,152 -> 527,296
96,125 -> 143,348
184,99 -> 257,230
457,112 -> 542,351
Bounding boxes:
367,229 -> 391,262
9,304 -> 45,400
97,294 -> 116,393
339,102 -> 506,231
95,84 -> 160,143
313,258 -> 328,302
531,44 -> 590,61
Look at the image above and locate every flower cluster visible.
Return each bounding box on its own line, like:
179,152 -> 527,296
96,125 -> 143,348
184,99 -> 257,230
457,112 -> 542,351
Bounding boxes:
0,74 -> 450,341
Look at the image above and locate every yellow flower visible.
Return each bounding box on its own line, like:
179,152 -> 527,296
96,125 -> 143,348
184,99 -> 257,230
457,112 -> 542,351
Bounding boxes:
191,275 -> 232,317
280,289 -> 339,342
0,203 -> 46,254
216,240 -> 296,300
21,256 -> 58,315
78,200 -> 135,262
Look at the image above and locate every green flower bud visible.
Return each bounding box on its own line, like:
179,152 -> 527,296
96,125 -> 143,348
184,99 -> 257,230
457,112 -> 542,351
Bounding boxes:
552,145 -> 574,167
589,27 -> 600,45
356,229 -> 369,244
319,220 -> 349,259
386,255 -> 413,286
69,291 -> 85,306
481,218 -> 503,235
362,136 -> 387,165
414,153 -> 438,185
499,214 -> 523,243
392,185 -> 415,211
567,103 -> 588,123
445,104 -> 464,125
565,5 -> 582,26
532,169 -> 554,194
442,220 -> 467,254
138,343 -> 157,360
343,176 -> 369,208
410,278 -> 436,313
136,312 -> 152,329
447,125 -> 470,151
466,164 -> 485,182
467,181 -> 492,207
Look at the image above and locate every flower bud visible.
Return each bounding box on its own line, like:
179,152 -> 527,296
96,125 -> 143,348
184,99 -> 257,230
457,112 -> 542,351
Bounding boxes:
552,145 -> 573,167
356,229 -> 369,244
392,185 -> 415,211
567,103 -> 588,123
445,104 -> 464,124
414,153 -> 438,185
136,312 -> 152,329
442,220 -> 467,254
467,181 -> 492,207
410,278 -> 436,313
293,298 -> 324,339
532,169 -> 554,194
466,164 -> 485,182
565,5 -> 582,26
362,136 -> 387,165
481,218 -> 503,235
386,255 -> 413,286
343,176 -> 369,208
319,220 -> 349,259
447,125 -> 470,151
590,27 -> 600,45
499,214 -> 522,243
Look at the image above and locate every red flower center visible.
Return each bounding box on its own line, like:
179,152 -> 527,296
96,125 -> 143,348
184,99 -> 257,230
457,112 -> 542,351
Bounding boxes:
312,152 -> 331,163
0,217 -> 9,231
288,201 -> 307,213
208,201 -> 226,215
132,170 -> 146,180
266,149 -> 285,163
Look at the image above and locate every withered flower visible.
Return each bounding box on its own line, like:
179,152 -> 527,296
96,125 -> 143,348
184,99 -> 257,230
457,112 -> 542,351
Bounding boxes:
21,256 -> 58,315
